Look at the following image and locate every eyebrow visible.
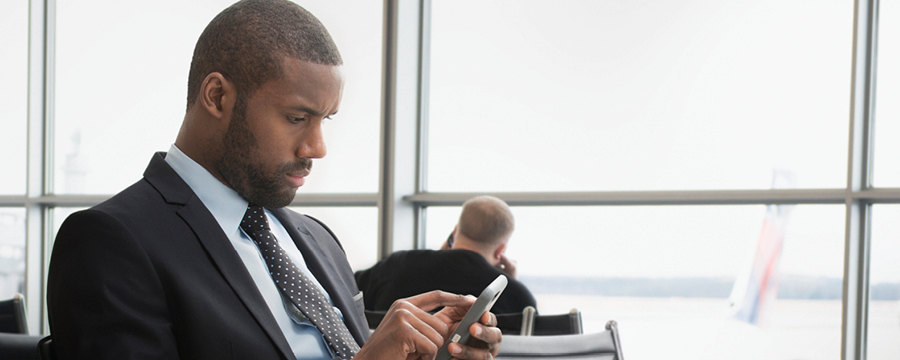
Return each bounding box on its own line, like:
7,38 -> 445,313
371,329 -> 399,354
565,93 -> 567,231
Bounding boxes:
288,106 -> 337,117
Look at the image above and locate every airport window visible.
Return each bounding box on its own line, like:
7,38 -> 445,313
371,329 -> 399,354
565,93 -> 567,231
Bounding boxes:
54,0 -> 209,194
0,0 -> 28,196
53,0 -> 382,195
7,0 -> 895,359
426,204 -> 846,358
0,208 -> 26,300
874,0 -> 900,187
868,205 -> 900,360
428,0 -> 853,192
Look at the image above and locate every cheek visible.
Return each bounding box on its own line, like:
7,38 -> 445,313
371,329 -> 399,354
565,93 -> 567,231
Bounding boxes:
257,131 -> 301,163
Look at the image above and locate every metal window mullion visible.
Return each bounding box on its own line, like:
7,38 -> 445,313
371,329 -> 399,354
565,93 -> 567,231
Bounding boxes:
25,0 -> 54,336
379,0 -> 423,258
403,189 -> 862,206
413,0 -> 431,250
843,0 -> 878,359
378,0 -> 397,260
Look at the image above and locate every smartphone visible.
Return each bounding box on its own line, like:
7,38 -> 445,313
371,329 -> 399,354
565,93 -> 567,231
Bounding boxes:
435,274 -> 508,360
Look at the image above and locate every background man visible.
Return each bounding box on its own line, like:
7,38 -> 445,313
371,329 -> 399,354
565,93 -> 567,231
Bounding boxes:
46,1 -> 500,359
356,196 -> 537,315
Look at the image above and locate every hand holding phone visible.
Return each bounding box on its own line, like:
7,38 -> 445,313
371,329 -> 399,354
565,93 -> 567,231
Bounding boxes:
435,274 -> 508,360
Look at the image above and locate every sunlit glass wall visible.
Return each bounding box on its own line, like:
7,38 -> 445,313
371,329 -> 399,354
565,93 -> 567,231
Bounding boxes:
426,205 -> 846,359
874,0 -> 900,187
0,1 -> 29,300
428,0 -> 852,193
53,0 -> 382,195
427,1 -> 859,359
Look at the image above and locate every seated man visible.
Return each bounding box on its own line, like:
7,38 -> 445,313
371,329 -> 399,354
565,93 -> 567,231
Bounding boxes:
356,196 -> 537,315
46,1 -> 500,359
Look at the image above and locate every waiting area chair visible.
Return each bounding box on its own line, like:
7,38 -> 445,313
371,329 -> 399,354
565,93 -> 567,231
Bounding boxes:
0,294 -> 28,334
0,294 -> 46,360
0,333 -> 45,360
497,306 -> 583,336
497,320 -> 624,360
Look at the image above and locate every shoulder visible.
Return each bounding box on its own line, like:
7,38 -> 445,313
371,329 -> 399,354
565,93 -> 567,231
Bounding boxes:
385,249 -> 438,261
364,250 -> 438,270
355,250 -> 435,279
56,208 -> 134,244
275,208 -> 348,254
278,208 -> 331,232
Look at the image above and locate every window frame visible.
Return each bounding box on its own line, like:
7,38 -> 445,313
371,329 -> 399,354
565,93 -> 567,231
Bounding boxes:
3,0 -> 887,358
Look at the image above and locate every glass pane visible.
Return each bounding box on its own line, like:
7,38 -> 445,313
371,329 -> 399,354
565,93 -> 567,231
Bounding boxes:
55,0 -> 380,194
0,208 -> 26,300
426,204 -> 845,359
290,207 -> 378,272
0,1 -> 28,195
428,0 -> 853,192
296,1 -> 382,194
868,205 -> 900,360
874,1 -> 900,186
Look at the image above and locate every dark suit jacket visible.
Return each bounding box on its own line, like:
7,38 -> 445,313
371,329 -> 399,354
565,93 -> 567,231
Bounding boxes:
354,249 -> 537,315
47,152 -> 369,359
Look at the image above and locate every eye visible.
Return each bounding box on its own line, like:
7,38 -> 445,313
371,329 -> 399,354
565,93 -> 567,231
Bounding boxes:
287,116 -> 305,124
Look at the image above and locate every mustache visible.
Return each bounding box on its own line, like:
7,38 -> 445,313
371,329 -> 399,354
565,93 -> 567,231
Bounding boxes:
279,158 -> 313,174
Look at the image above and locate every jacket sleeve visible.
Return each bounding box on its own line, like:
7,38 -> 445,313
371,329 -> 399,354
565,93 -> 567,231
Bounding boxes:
47,209 -> 179,360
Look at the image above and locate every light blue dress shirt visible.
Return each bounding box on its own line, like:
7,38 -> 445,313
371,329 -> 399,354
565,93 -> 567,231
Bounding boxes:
165,144 -> 335,360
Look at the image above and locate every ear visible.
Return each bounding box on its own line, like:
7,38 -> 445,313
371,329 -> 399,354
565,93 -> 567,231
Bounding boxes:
493,243 -> 507,261
198,72 -> 236,119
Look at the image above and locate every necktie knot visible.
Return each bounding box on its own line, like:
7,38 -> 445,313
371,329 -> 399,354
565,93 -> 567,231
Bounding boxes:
241,204 -> 271,233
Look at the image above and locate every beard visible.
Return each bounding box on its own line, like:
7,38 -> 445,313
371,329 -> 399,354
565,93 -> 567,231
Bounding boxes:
212,96 -> 313,208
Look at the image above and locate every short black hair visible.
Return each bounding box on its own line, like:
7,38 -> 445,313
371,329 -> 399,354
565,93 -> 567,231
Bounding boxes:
186,0 -> 343,110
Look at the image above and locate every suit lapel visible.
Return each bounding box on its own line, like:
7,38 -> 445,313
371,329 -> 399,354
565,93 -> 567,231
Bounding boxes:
144,153 -> 295,359
269,208 -> 368,345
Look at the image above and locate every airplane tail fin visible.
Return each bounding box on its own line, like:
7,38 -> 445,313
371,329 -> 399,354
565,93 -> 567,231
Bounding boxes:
729,171 -> 794,325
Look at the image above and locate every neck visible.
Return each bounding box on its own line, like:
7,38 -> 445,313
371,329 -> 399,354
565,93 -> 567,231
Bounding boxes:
451,239 -> 497,266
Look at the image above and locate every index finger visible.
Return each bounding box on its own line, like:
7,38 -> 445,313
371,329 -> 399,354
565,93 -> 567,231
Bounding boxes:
401,290 -> 476,313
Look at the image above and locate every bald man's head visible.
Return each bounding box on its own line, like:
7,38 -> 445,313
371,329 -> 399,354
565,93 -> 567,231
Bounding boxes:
457,196 -> 515,246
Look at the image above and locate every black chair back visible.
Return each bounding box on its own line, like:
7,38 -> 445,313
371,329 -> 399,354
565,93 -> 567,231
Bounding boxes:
0,294 -> 28,334
0,333 -> 43,360
497,320 -> 624,360
496,306 -> 583,336
496,311 -> 526,335
532,309 -> 583,336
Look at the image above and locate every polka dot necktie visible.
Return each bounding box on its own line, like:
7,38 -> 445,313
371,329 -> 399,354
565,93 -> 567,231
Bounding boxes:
241,205 -> 360,359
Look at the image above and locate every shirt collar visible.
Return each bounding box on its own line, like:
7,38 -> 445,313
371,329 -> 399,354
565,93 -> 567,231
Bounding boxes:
164,144 -> 248,235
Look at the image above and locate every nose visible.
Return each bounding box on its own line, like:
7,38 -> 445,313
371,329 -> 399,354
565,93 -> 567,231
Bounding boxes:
297,119 -> 327,159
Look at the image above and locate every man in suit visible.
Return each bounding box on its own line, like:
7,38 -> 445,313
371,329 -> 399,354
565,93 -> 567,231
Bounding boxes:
46,1 -> 501,359
356,196 -> 537,315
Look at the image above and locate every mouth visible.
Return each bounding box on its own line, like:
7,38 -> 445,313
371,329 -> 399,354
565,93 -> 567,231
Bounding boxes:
286,170 -> 310,188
